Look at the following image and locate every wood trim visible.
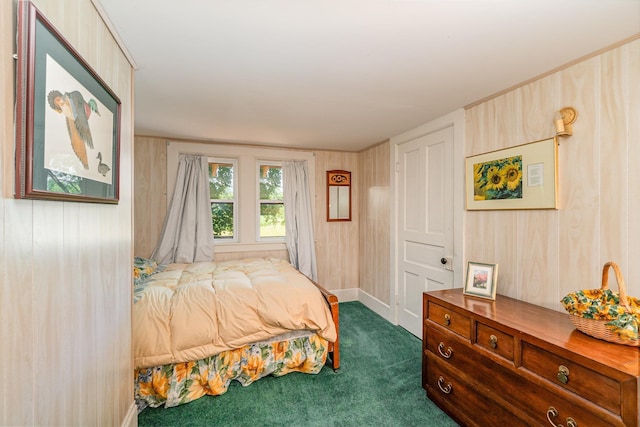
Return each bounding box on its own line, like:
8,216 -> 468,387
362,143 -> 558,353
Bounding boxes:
311,280 -> 340,370
465,33 -> 640,109
120,402 -> 138,427
90,0 -> 138,69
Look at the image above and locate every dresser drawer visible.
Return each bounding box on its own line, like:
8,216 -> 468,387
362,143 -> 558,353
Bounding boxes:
429,339 -> 623,426
475,321 -> 514,362
427,301 -> 471,339
426,354 -> 523,426
521,341 -> 621,415
528,397 -> 621,427
517,373 -> 624,427
425,323 -> 472,367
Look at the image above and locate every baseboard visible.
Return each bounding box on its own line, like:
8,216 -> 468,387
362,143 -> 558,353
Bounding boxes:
121,402 -> 138,427
332,288 -> 359,302
332,288 -> 395,325
357,289 -> 393,323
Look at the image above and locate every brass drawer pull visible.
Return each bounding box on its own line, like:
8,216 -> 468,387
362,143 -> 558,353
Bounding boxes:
547,407 -> 559,426
437,376 -> 452,394
437,342 -> 453,359
546,406 -> 577,427
557,365 -> 570,384
489,334 -> 498,349
444,313 -> 451,326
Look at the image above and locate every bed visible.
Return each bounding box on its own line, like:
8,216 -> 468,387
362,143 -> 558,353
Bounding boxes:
132,257 -> 340,410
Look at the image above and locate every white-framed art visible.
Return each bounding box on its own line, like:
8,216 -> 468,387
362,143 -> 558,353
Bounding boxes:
464,262 -> 498,300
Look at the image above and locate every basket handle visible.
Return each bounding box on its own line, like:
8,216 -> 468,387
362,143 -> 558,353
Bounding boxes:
601,261 -> 629,308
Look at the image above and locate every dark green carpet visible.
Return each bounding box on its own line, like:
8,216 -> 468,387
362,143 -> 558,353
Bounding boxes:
138,301 -> 459,426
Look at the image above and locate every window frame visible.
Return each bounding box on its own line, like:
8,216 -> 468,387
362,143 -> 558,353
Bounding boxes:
208,157 -> 238,243
256,160 -> 285,242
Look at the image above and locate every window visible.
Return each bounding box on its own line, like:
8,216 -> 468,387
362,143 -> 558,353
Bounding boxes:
257,162 -> 285,239
168,141 -> 314,252
209,159 -> 237,241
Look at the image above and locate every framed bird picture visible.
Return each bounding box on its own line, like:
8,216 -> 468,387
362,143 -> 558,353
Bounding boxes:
15,1 -> 121,203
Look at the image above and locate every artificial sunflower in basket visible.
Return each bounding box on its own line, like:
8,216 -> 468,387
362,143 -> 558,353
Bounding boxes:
561,289 -> 640,337
560,262 -> 640,344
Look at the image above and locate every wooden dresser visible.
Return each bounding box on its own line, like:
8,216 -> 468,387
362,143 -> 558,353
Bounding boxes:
422,289 -> 639,427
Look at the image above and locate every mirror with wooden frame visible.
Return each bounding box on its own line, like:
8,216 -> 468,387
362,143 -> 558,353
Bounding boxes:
327,170 -> 351,221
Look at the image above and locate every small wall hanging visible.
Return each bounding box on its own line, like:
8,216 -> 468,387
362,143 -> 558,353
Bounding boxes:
326,170 -> 351,221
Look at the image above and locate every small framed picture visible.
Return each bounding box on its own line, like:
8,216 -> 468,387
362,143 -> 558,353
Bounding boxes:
464,262 -> 498,300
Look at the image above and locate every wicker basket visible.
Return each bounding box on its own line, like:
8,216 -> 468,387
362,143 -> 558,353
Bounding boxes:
567,262 -> 639,347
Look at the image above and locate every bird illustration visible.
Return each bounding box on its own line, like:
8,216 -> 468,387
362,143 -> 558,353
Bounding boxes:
47,90 -> 101,169
96,152 -> 110,177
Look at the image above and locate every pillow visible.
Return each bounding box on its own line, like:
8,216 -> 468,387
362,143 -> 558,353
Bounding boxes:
134,257 -> 160,287
134,257 -> 168,303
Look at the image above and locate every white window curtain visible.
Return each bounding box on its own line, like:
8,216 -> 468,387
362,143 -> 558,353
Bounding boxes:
151,154 -> 214,264
283,160 -> 318,281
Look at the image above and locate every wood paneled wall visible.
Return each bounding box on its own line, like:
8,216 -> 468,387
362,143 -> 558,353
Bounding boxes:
358,142 -> 391,304
134,136 -> 167,258
0,1 -> 135,425
465,38 -> 640,310
313,151 -> 360,290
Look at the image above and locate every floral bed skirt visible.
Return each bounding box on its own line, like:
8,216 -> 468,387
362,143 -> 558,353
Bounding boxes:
135,332 -> 328,411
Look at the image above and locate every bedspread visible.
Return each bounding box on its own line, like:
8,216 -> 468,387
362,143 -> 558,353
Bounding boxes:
133,257 -> 337,369
135,332 -> 328,410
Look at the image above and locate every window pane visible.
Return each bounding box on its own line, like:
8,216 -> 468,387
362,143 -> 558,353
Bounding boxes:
259,165 -> 282,200
260,203 -> 285,238
212,202 -> 234,238
209,163 -> 234,199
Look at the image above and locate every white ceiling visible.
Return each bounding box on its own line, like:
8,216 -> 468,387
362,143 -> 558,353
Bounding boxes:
98,0 -> 640,151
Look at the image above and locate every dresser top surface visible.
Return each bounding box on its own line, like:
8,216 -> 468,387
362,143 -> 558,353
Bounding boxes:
425,289 -> 639,376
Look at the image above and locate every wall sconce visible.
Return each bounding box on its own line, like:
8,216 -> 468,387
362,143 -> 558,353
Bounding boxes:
554,106 -> 578,137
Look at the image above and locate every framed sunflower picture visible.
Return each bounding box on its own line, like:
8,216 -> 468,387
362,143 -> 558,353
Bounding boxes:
465,137 -> 558,210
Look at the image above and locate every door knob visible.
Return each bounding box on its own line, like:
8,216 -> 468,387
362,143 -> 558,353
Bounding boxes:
440,258 -> 447,265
